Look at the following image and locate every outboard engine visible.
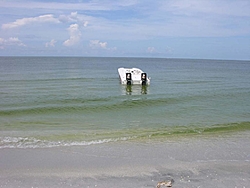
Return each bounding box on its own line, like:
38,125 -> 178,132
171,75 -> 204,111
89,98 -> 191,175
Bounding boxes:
126,73 -> 132,85
141,73 -> 147,85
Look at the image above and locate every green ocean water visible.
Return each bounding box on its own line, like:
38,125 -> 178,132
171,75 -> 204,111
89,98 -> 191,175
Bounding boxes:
0,57 -> 250,148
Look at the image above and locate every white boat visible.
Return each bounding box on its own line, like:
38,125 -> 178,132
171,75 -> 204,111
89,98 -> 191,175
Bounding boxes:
118,67 -> 150,85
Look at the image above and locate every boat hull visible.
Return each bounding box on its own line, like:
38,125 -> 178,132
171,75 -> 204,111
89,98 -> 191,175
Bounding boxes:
118,68 -> 150,85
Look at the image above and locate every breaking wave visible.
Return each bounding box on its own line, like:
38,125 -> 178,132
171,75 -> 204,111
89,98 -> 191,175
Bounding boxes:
1,122 -> 249,149
0,136 -> 135,149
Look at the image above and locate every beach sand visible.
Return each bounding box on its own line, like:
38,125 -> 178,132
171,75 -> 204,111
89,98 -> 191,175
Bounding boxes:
1,132 -> 250,188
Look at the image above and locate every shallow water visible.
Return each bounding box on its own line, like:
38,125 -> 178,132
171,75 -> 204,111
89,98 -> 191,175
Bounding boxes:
0,57 -> 250,148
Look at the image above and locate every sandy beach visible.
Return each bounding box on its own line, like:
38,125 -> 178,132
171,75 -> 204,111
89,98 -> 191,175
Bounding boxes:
1,131 -> 250,188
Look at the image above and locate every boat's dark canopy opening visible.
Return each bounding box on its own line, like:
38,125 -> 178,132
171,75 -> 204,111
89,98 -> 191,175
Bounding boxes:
141,73 -> 147,86
126,73 -> 132,85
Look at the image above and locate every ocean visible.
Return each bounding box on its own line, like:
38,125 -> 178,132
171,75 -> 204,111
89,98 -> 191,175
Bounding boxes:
1,57 -> 250,188
0,56 -> 250,148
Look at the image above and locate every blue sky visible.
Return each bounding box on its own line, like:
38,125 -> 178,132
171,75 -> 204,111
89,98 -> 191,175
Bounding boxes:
0,0 -> 250,60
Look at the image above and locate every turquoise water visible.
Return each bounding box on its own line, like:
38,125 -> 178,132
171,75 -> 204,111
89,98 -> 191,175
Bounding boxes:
0,57 -> 250,148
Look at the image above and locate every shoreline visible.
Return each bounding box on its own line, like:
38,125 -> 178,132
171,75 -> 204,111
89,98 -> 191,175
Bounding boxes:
1,131 -> 250,188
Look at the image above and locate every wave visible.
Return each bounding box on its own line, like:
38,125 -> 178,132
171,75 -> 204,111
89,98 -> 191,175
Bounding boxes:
0,96 -> 182,116
147,122 -> 250,137
0,91 -> 218,116
1,122 -> 249,149
2,82 -> 249,116
0,136 -> 134,149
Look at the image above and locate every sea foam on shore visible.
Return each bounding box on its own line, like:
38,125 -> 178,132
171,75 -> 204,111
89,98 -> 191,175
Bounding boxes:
1,131 -> 249,188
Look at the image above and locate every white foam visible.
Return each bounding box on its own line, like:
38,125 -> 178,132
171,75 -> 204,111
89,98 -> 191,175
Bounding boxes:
0,136 -> 135,149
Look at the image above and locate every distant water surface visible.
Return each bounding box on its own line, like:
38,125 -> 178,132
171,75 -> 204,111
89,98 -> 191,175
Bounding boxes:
0,57 -> 249,148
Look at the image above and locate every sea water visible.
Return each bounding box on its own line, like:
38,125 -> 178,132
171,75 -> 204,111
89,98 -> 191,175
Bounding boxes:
0,57 -> 250,148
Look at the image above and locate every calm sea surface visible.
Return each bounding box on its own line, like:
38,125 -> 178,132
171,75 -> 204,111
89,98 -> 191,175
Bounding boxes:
0,57 -> 250,148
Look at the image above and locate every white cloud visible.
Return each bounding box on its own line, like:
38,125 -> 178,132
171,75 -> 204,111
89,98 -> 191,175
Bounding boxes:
63,24 -> 81,46
59,12 -> 89,27
2,12 -> 88,30
59,11 -> 78,23
0,37 -> 26,49
147,47 -> 155,53
89,40 -> 107,49
146,46 -> 172,55
45,39 -> 57,47
2,14 -> 60,29
83,21 -> 89,27
89,40 -> 117,51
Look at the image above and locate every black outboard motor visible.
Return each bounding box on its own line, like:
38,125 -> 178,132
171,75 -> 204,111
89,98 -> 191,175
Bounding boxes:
126,73 -> 132,85
141,73 -> 147,85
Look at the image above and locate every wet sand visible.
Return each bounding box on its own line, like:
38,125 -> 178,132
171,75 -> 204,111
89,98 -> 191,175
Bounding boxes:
1,132 -> 250,188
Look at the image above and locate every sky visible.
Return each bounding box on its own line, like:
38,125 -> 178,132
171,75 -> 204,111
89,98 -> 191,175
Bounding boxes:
0,0 -> 250,60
